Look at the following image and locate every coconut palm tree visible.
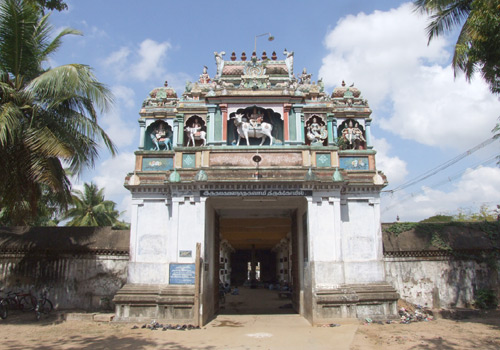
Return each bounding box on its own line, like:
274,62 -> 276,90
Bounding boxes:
0,0 -> 116,225
65,182 -> 122,227
414,0 -> 500,94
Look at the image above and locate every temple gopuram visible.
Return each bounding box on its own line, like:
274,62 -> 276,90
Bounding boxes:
114,50 -> 399,325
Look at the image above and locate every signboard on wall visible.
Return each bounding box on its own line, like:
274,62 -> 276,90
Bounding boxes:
339,156 -> 369,170
201,189 -> 313,197
142,157 -> 174,171
169,263 -> 195,285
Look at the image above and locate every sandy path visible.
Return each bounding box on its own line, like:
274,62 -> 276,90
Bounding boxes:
350,313 -> 500,350
0,310 -> 499,349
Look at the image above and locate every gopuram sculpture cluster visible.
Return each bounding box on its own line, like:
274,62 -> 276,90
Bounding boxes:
141,50 -> 372,152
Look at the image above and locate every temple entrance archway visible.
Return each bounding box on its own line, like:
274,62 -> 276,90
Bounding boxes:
205,196 -> 307,318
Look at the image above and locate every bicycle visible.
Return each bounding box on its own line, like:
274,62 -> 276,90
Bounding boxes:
0,290 -> 8,319
35,288 -> 54,321
5,290 -> 37,312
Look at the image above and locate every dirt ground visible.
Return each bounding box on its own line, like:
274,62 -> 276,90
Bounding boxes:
0,310 -> 499,350
350,311 -> 500,350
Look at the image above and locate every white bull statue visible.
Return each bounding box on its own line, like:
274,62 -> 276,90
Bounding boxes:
185,126 -> 207,146
232,113 -> 273,146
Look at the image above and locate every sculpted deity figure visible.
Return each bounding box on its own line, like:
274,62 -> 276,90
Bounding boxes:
192,120 -> 201,133
306,117 -> 327,145
150,123 -> 172,150
214,51 -> 226,79
342,121 -> 355,144
353,123 -> 366,142
248,107 -> 264,127
155,124 -> 166,140
318,77 -> 324,92
298,68 -> 312,84
342,121 -> 366,149
199,66 -> 210,84
283,49 -> 294,79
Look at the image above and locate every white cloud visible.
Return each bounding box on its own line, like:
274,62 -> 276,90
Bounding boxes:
100,107 -> 137,149
131,39 -> 171,81
103,47 -> 130,74
112,85 -> 136,109
92,152 -> 136,221
319,2 -> 499,151
103,39 -> 171,82
372,136 -> 408,186
381,166 -> 500,222
99,85 -> 137,148
92,152 -> 135,197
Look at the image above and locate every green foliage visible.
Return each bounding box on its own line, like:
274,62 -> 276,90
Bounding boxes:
474,288 -> 498,309
430,231 -> 452,251
384,220 -> 500,266
334,137 -> 348,150
414,0 -> 500,95
0,0 -> 115,225
112,220 -> 131,230
64,182 -> 125,227
31,0 -> 68,12
384,222 -> 418,236
453,204 -> 498,222
465,0 -> 500,95
419,215 -> 454,223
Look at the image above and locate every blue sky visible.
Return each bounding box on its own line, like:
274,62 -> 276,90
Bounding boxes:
48,0 -> 500,222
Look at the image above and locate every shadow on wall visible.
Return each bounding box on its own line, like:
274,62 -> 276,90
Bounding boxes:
0,227 -> 130,311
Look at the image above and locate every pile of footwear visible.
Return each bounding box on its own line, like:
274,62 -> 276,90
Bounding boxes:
399,306 -> 434,324
132,320 -> 201,331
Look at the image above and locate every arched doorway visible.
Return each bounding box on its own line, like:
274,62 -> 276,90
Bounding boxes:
204,196 -> 307,318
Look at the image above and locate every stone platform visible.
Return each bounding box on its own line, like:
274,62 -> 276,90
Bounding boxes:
314,283 -> 399,322
113,284 -> 195,324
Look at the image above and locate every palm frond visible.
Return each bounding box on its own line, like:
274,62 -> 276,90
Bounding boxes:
27,64 -> 113,113
452,18 -> 473,78
0,0 -> 41,80
33,13 -> 81,59
0,101 -> 23,145
413,0 -> 472,43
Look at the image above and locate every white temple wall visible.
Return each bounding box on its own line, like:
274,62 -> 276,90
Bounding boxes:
127,193 -> 207,285
174,196 -> 206,263
341,196 -> 386,284
308,192 -> 344,289
128,198 -> 170,284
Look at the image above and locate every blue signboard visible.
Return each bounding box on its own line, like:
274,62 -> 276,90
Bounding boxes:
169,263 -> 195,285
339,156 -> 369,170
142,157 -> 173,171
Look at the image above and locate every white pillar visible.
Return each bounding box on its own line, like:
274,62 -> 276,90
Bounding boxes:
139,120 -> 146,150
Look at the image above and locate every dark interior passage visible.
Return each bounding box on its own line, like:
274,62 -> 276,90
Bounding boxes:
230,249 -> 277,287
